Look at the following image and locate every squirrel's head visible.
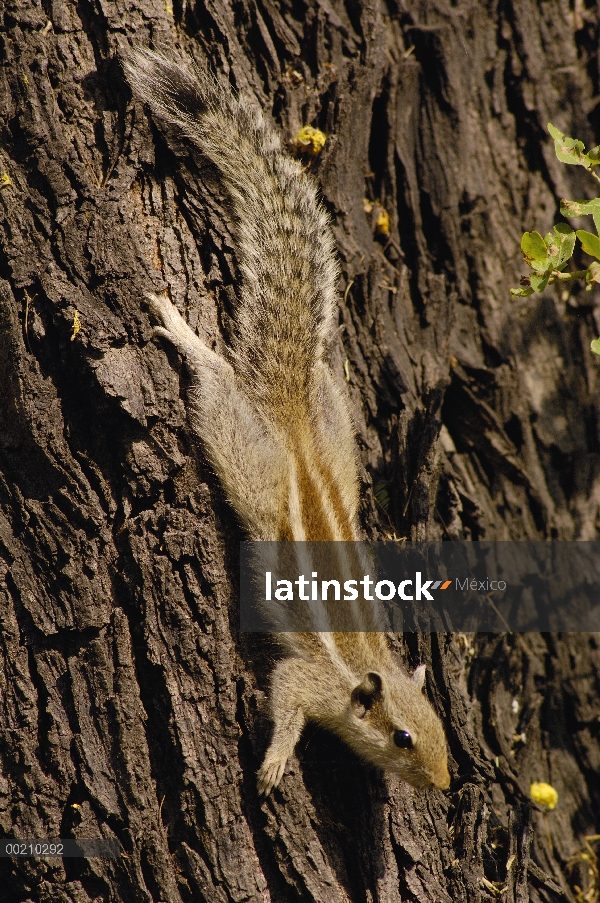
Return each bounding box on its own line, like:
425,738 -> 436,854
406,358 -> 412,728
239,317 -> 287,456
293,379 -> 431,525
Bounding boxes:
346,666 -> 450,790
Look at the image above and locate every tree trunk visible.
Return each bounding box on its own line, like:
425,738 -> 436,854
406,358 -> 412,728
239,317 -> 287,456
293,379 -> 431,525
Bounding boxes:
1,0 -> 600,900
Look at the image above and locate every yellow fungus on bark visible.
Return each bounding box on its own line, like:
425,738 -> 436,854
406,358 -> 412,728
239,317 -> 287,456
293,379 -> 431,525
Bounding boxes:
294,126 -> 326,156
530,782 -> 558,809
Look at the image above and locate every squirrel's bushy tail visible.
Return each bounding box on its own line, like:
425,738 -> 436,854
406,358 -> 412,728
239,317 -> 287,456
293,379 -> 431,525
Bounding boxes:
125,48 -> 339,427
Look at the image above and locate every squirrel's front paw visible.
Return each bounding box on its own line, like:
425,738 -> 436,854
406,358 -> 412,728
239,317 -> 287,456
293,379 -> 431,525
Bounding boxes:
257,755 -> 287,796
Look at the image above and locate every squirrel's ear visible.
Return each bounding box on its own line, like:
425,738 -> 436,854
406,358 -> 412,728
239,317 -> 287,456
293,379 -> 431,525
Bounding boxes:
351,671 -> 384,718
412,664 -> 426,691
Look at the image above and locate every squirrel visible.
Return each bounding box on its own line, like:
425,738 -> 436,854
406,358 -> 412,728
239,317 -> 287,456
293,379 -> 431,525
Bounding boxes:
124,48 -> 451,795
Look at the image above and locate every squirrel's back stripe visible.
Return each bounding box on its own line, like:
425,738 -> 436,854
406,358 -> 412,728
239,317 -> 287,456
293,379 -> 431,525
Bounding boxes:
283,442 -> 357,542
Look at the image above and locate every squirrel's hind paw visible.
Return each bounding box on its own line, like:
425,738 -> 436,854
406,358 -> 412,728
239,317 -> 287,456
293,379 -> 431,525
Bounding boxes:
145,292 -> 184,334
144,292 -> 219,369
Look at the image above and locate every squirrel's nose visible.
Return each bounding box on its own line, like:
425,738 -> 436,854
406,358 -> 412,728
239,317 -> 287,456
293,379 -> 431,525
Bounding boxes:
434,767 -> 451,790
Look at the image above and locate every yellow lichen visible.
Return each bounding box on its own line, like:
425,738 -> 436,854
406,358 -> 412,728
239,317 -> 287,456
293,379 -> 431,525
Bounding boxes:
375,207 -> 390,235
530,781 -> 558,810
294,126 -> 326,156
0,173 -> 12,188
71,309 -> 81,341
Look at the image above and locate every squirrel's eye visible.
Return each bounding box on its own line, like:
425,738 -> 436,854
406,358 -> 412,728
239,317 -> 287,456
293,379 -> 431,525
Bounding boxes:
393,730 -> 413,750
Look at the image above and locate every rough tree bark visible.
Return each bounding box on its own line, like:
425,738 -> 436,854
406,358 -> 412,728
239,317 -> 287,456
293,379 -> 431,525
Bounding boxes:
1,0 -> 600,901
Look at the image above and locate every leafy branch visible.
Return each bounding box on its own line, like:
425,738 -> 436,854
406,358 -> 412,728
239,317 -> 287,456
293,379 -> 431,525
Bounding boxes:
511,124 -> 600,356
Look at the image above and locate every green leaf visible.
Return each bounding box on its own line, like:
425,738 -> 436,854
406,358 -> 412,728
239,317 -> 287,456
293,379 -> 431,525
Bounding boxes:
543,231 -> 561,267
561,198 -> 600,217
374,480 -> 390,511
530,271 -> 550,292
547,123 -> 563,141
549,223 -> 576,269
560,199 -> 600,235
591,338 -> 600,356
548,122 -> 599,171
547,123 -> 562,141
521,231 -> 549,266
510,286 -> 534,297
576,229 -> 600,260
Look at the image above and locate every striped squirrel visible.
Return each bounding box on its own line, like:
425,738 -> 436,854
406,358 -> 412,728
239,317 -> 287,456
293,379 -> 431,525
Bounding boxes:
124,49 -> 450,795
